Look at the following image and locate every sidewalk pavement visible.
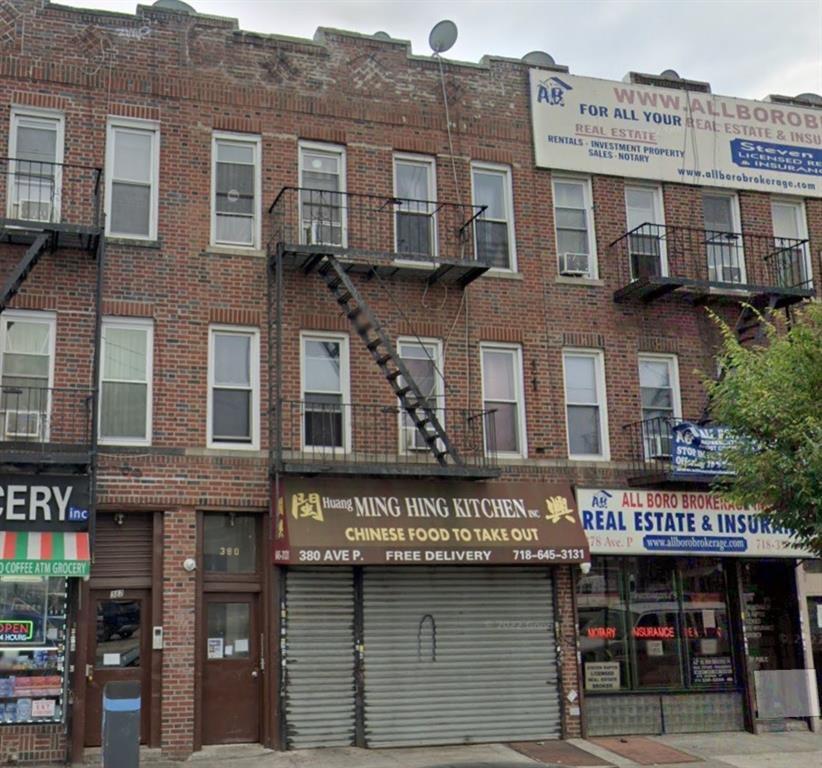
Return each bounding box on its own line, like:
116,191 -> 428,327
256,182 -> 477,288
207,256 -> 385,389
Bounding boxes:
81,730 -> 822,768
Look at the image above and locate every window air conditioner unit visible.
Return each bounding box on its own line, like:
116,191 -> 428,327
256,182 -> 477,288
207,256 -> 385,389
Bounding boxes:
19,200 -> 52,222
560,252 -> 590,277
4,409 -> 42,439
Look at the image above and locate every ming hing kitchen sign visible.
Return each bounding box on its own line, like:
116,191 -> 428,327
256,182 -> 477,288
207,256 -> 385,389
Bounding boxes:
274,479 -> 589,565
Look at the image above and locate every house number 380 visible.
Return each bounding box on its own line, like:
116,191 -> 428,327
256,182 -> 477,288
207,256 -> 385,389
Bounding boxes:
219,547 -> 241,557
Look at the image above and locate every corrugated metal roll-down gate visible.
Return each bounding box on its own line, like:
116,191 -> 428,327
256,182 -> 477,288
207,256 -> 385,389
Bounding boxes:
284,568 -> 356,748
283,566 -> 561,748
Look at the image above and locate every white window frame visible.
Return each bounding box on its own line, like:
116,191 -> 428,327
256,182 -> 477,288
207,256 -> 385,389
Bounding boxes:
210,132 -> 262,250
480,343 -> 527,459
562,348 -> 610,461
393,152 -> 438,261
7,107 -> 65,222
98,317 -> 154,447
471,161 -> 517,272
553,175 -> 598,279
105,117 -> 160,241
702,190 -> 746,284
624,182 -> 667,277
298,141 -> 347,248
207,325 -> 261,451
771,197 -> 813,288
0,310 -> 57,442
396,336 -> 444,455
299,331 -> 351,454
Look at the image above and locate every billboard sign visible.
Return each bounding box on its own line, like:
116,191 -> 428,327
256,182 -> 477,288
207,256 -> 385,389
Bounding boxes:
530,70 -> 822,197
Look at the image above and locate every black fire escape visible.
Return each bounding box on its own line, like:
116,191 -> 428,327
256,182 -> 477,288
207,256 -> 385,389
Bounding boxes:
0,158 -> 103,470
269,187 -> 500,479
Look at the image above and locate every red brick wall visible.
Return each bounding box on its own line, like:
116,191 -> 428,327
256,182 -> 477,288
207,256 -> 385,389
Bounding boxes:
0,1 -> 818,762
0,725 -> 64,765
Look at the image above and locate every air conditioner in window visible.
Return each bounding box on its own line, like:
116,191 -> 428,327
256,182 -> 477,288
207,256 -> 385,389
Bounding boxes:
18,200 -> 52,222
3,409 -> 42,439
560,252 -> 590,277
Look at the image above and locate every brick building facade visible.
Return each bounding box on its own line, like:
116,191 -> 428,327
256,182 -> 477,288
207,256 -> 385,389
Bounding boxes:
0,1 -> 818,764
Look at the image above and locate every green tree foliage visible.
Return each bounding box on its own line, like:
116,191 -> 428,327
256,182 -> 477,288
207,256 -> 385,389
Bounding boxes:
706,302 -> 822,557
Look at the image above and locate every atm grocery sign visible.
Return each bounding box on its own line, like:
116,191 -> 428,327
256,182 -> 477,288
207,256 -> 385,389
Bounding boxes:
0,619 -> 34,643
576,489 -> 813,557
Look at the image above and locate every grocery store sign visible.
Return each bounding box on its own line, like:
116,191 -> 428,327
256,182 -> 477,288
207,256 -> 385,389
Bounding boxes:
577,489 -> 813,557
530,70 -> 822,197
0,475 -> 90,531
274,478 -> 590,565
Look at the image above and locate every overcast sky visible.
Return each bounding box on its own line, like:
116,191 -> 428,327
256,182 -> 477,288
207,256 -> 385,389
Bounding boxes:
63,0 -> 822,100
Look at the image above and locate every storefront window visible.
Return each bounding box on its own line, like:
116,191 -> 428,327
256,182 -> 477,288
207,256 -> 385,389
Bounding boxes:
203,513 -> 257,574
579,557 -> 736,693
578,558 -> 629,691
0,576 -> 67,724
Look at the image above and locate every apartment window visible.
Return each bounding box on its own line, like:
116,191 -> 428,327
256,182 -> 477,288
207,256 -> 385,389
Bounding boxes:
472,163 -> 515,270
8,109 -> 64,223
702,193 -> 745,284
397,338 -> 443,452
208,327 -> 260,448
625,184 -> 665,279
212,133 -> 261,248
638,354 -> 681,459
481,345 -> 526,457
301,333 -> 349,451
106,119 -> 159,239
100,319 -> 153,445
554,177 -> 596,278
0,311 -> 55,441
299,142 -> 346,246
394,154 -> 437,258
563,349 -> 608,459
771,198 -> 812,288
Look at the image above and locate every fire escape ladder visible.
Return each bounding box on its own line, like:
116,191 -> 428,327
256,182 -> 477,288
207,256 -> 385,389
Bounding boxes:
734,293 -> 780,347
318,255 -> 463,468
0,233 -> 51,314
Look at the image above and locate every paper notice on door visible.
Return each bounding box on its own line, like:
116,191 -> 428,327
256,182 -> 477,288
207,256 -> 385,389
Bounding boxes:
207,638 -> 224,659
103,653 -> 121,666
31,699 -> 55,718
235,638 -> 249,653
224,645 -> 234,657
646,640 -> 664,657
702,610 -> 716,629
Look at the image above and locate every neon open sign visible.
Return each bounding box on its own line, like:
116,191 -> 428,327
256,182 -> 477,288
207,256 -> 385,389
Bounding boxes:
0,619 -> 34,643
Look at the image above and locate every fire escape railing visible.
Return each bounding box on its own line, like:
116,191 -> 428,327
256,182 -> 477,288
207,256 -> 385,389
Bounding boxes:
269,186 -> 490,266
610,223 -> 813,299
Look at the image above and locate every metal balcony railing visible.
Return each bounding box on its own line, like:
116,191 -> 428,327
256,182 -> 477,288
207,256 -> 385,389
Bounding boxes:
269,186 -> 491,269
0,385 -> 93,461
0,158 -> 103,234
274,399 -> 499,478
611,223 -> 814,302
622,415 -> 677,484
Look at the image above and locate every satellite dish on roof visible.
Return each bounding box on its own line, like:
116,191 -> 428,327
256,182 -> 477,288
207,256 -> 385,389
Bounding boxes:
153,0 -> 196,13
660,69 -> 681,80
374,31 -> 392,40
428,20 -> 458,54
522,51 -> 557,67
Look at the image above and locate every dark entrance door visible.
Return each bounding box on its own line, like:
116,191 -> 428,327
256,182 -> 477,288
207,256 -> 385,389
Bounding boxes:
808,596 -> 822,711
84,589 -> 151,747
202,593 -> 260,744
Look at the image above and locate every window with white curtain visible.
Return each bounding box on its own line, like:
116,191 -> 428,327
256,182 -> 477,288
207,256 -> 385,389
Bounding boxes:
394,154 -> 437,258
301,333 -> 349,451
106,119 -> 159,239
481,344 -> 526,457
208,327 -> 260,448
212,134 -> 260,248
472,163 -> 516,270
397,338 -> 443,452
638,354 -> 681,459
563,349 -> 608,459
99,319 -> 153,445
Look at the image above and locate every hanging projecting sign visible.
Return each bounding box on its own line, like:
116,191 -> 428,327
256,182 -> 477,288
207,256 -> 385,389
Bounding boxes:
0,475 -> 90,531
671,422 -> 734,476
530,70 -> 822,197
274,479 -> 589,565
577,489 -> 813,558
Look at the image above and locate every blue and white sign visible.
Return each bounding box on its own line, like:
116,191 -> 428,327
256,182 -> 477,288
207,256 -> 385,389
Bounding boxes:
671,421 -> 734,476
577,488 -> 813,558
530,70 -> 822,197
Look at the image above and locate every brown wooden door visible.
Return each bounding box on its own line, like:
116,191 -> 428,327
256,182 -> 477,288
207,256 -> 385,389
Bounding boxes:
202,593 -> 261,744
84,589 -> 151,747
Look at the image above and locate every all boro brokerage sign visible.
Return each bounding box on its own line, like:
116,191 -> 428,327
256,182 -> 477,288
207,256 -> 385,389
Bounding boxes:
577,489 -> 813,558
0,475 -> 90,532
274,479 -> 590,565
530,70 -> 822,197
